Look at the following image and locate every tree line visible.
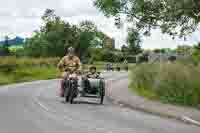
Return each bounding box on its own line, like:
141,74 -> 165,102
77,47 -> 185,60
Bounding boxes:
1,8 -> 142,63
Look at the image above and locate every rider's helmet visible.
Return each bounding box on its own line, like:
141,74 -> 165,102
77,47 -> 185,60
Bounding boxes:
68,47 -> 75,58
89,66 -> 97,73
90,66 -> 96,70
68,47 -> 75,54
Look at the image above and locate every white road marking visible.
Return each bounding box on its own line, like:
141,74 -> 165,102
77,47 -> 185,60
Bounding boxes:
34,98 -> 50,112
181,116 -> 200,126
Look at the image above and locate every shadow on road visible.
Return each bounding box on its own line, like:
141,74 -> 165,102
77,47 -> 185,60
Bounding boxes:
74,101 -> 102,106
60,100 -> 103,106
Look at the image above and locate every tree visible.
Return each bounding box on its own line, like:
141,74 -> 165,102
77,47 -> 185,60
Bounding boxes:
121,44 -> 129,53
191,42 -> 200,64
25,9 -> 76,57
127,28 -> 142,55
194,42 -> 200,51
94,0 -> 200,38
153,49 -> 166,53
75,21 -> 98,59
4,36 -> 9,46
25,9 -> 104,59
153,48 -> 174,54
42,9 -> 60,22
176,45 -> 192,55
101,49 -> 115,62
121,44 -> 129,59
79,20 -> 97,32
89,48 -> 103,62
2,35 -> 10,55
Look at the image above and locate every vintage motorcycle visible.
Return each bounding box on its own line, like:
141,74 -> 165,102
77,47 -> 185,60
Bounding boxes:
63,71 -> 105,104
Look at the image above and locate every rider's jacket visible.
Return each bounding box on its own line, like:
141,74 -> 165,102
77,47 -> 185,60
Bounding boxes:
57,55 -> 81,72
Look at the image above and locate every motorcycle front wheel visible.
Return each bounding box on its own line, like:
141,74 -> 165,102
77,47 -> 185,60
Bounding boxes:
69,81 -> 78,104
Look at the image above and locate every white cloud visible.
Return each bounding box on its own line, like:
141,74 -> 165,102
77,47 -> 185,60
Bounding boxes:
0,0 -> 199,49
142,29 -> 200,49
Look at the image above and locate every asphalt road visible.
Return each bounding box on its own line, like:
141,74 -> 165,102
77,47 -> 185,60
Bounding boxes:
0,72 -> 199,133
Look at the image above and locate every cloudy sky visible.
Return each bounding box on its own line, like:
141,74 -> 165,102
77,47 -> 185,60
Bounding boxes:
0,0 -> 200,49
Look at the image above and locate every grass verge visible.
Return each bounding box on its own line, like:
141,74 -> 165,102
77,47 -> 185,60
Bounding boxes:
0,66 -> 57,85
129,62 -> 200,108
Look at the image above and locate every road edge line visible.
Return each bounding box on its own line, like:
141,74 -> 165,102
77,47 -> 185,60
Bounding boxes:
181,116 -> 200,127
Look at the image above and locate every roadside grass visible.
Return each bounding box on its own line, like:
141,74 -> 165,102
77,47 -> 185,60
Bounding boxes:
0,64 -> 104,86
0,58 -> 105,85
129,84 -> 159,100
129,63 -> 159,100
0,56 -> 60,66
0,66 -> 58,85
0,56 -> 132,86
129,62 -> 200,107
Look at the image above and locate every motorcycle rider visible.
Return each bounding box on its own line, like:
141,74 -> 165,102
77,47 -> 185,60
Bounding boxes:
82,66 -> 100,94
86,66 -> 100,78
123,59 -> 128,71
57,47 -> 81,98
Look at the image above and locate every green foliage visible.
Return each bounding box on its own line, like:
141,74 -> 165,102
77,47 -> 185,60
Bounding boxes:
126,55 -> 136,63
0,57 -> 107,85
121,44 -> 129,53
127,28 -> 142,55
9,45 -> 25,57
100,48 -> 123,62
191,42 -> 200,65
12,8 -> 128,63
176,45 -> 192,55
131,63 -> 159,94
24,17 -> 74,57
10,8 -> 138,63
24,9 -> 104,61
194,42 -> 200,50
130,62 -> 200,107
120,28 -> 142,61
94,0 -> 200,38
101,49 -> 115,62
0,45 -> 10,55
89,48 -> 103,62
0,57 -> 59,85
76,21 -> 98,58
153,48 -> 175,54
94,0 -> 121,16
